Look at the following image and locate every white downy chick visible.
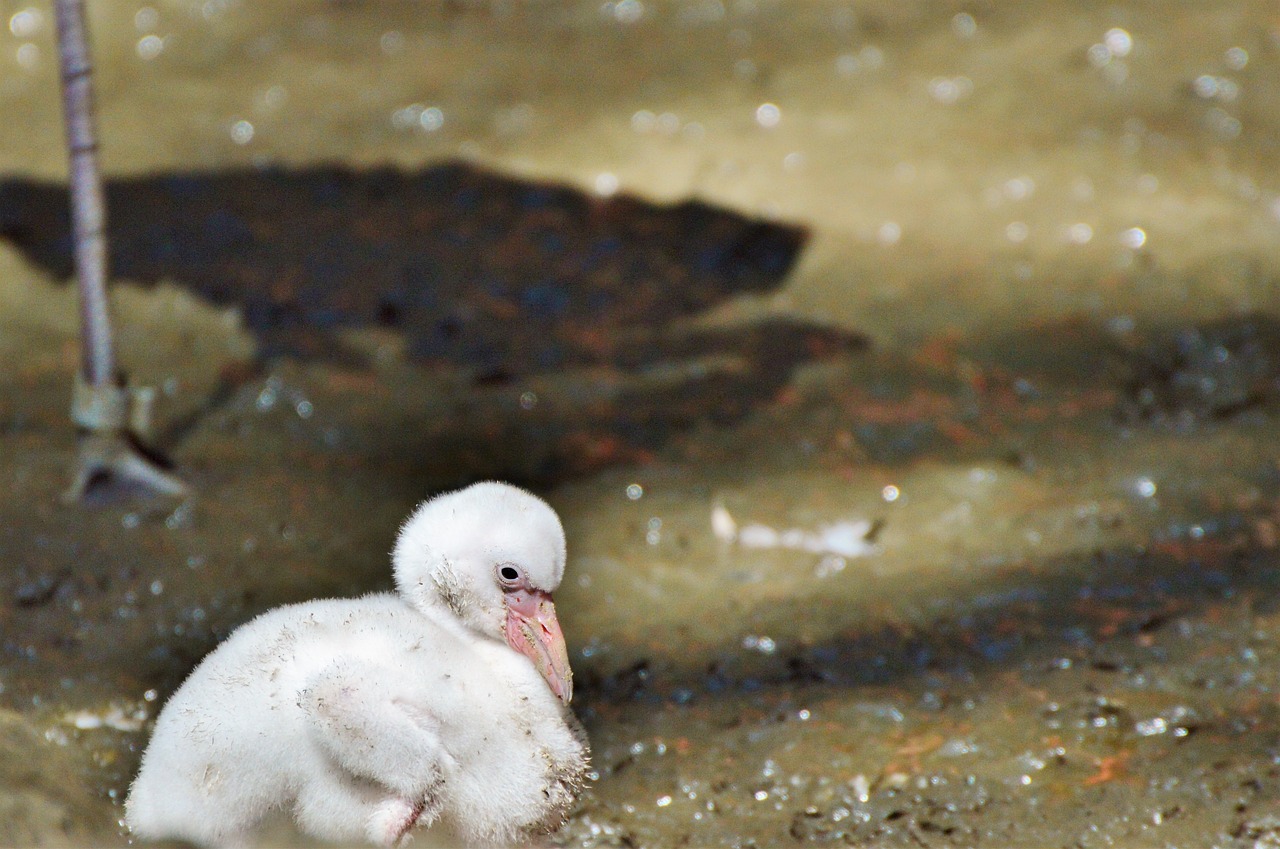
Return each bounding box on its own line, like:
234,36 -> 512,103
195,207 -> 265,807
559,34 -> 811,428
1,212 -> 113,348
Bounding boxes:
125,482 -> 589,847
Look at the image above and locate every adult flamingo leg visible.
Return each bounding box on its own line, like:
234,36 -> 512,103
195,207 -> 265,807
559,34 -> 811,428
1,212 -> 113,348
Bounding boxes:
53,0 -> 186,502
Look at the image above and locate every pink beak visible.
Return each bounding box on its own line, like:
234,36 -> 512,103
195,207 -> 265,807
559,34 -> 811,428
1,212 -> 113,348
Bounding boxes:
504,588 -> 573,704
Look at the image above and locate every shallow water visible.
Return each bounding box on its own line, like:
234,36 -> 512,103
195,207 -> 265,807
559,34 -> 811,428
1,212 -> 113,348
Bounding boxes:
2,0 -> 1280,846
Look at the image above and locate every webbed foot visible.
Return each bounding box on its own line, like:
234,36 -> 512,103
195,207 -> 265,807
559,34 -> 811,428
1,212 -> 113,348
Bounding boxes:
61,375 -> 187,504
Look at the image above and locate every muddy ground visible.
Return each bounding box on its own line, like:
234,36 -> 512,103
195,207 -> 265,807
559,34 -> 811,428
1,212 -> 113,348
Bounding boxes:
2,1 -> 1280,846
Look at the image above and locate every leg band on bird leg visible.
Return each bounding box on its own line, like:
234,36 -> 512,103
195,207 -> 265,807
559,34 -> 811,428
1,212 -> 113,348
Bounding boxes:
70,370 -> 128,431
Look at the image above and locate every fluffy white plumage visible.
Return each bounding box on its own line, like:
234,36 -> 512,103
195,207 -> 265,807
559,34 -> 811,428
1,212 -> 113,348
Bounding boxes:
125,482 -> 590,847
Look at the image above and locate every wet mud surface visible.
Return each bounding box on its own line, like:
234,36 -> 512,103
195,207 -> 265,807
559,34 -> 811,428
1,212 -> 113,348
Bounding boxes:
2,0 -> 1280,847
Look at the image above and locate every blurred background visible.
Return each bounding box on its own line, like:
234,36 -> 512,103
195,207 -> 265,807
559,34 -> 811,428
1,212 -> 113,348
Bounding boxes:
2,0 -> 1280,845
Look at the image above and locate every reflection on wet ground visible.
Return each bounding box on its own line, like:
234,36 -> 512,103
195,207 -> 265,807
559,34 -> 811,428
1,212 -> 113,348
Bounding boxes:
1,0 -> 1280,846
1,164 -> 868,482
0,164 -> 810,372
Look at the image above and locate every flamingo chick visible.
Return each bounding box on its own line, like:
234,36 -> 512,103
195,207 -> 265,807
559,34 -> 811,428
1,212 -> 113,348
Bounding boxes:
125,482 -> 590,847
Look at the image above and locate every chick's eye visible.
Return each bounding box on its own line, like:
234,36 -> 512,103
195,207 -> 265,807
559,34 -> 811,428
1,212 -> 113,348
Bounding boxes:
498,565 -> 520,584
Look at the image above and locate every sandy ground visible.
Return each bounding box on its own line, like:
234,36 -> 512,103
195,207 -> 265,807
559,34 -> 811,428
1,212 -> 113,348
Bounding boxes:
2,0 -> 1280,846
